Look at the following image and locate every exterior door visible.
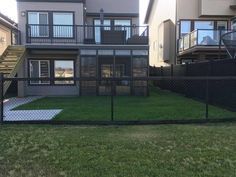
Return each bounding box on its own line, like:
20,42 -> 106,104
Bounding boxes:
94,19 -> 111,43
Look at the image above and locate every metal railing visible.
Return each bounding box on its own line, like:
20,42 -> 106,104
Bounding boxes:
26,24 -> 149,45
178,29 -> 229,52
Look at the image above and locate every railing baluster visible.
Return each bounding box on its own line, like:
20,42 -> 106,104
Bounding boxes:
25,24 -> 148,45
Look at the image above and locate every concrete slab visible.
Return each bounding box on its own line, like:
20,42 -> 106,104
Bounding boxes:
3,97 -> 62,121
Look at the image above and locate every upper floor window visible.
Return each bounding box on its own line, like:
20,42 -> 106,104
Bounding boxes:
217,21 -> 228,30
194,21 -> 214,30
53,13 -> 73,38
93,19 -> 132,43
114,20 -> 131,39
180,21 -> 191,37
28,12 -> 74,38
28,12 -> 49,37
94,19 -> 111,43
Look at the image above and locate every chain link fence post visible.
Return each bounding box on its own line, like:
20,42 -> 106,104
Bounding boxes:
205,78 -> 209,120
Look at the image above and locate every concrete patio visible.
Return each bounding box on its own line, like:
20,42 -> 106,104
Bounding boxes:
3,97 -> 62,121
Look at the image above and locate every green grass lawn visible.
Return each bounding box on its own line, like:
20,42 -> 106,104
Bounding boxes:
15,88 -> 236,121
0,124 -> 236,177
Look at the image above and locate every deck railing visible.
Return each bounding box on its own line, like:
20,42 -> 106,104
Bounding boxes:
26,24 -> 149,45
178,29 -> 230,53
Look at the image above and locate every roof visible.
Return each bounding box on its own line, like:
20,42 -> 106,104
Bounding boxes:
0,12 -> 18,30
144,0 -> 154,24
16,0 -> 84,2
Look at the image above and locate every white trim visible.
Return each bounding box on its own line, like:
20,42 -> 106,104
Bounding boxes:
29,60 -> 50,85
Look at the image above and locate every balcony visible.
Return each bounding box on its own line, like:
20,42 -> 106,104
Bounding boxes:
178,29 -> 229,55
26,25 -> 149,45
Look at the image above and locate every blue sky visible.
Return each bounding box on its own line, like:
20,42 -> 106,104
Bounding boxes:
0,0 -> 149,24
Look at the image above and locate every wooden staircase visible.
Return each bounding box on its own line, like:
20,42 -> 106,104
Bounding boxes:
0,46 -> 26,95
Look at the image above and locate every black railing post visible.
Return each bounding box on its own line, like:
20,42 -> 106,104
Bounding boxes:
75,25 -> 78,44
171,64 -> 174,91
0,73 -> 4,124
218,30 -> 222,59
26,24 -> 28,43
111,79 -> 114,122
205,77 -> 209,120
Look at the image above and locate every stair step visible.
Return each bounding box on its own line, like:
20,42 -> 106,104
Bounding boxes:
1,60 -> 18,63
0,66 -> 14,69
4,57 -> 18,60
0,70 -> 13,73
3,59 -> 18,61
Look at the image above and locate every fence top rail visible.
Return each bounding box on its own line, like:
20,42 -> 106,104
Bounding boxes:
2,76 -> 236,82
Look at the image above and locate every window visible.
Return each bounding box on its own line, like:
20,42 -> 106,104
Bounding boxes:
194,21 -> 214,30
232,18 -> 236,30
101,64 -> 125,78
53,13 -> 73,38
29,60 -> 50,84
114,20 -> 131,39
81,57 -> 96,77
194,21 -> 215,46
54,60 -> 74,84
180,20 -> 191,37
28,12 -> 49,37
94,19 -> 111,43
217,21 -> 228,30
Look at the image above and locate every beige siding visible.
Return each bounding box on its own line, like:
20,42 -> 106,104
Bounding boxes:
86,0 -> 139,14
0,24 -> 11,55
148,0 -> 176,66
17,2 -> 84,44
200,0 -> 235,17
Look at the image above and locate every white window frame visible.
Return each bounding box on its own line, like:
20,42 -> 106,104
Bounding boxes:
29,60 -> 50,85
28,12 -> 49,37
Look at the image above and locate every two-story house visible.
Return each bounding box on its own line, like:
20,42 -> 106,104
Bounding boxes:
145,0 -> 236,66
0,12 -> 19,56
0,0 -> 149,96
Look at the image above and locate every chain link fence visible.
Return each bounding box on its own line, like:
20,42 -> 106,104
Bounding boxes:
0,74 -> 236,125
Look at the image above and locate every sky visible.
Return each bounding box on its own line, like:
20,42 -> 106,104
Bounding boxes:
0,0 -> 149,24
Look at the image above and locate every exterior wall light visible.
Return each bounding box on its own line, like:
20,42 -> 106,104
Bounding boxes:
21,11 -> 26,17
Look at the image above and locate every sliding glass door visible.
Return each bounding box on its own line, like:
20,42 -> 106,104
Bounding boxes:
94,19 -> 111,43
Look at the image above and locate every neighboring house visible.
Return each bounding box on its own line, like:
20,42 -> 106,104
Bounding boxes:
145,0 -> 236,66
1,0 -> 149,96
0,13 -> 19,55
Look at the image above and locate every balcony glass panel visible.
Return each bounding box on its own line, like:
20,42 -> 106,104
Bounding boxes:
198,30 -> 219,46
183,34 -> 190,50
190,30 -> 197,47
178,38 -> 183,52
